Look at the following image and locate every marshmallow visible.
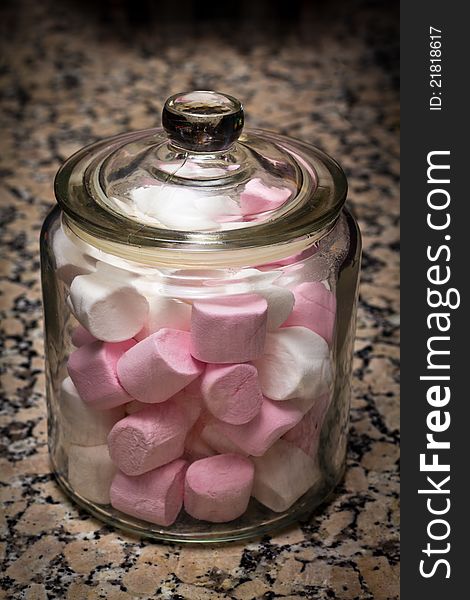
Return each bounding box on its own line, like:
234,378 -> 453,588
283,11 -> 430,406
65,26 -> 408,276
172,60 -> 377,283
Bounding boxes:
69,264 -> 149,342
71,325 -> 97,347
218,269 -> 294,331
52,225 -> 96,286
240,178 -> 291,215
252,439 -> 321,512
213,397 -> 303,456
200,423 -> 249,456
225,270 -> 294,331
117,329 -> 204,404
171,379 -> 203,428
68,444 -> 116,504
283,282 -> 336,345
286,394 -> 320,416
259,286 -> 295,330
283,394 -> 331,458
125,400 -> 147,415
135,295 -> 191,341
185,424 -> 217,461
190,295 -> 268,363
184,454 -> 254,522
107,400 -> 189,475
110,459 -> 188,526
60,377 -> 125,445
67,339 -> 135,410
131,186 -> 220,231
193,195 -> 242,220
201,363 -> 263,424
253,327 -> 331,401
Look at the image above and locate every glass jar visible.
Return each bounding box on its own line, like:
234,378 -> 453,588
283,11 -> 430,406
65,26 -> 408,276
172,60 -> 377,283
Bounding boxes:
40,91 -> 361,543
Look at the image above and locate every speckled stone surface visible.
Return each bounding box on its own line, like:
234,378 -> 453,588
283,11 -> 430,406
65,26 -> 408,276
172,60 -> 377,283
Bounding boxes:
0,1 -> 399,598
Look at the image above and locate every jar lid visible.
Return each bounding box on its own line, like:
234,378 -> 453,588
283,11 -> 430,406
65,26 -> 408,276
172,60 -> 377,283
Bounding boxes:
55,90 -> 347,256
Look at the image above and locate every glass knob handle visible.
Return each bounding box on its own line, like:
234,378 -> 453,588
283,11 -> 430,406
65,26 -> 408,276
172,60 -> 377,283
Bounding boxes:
162,90 -> 244,153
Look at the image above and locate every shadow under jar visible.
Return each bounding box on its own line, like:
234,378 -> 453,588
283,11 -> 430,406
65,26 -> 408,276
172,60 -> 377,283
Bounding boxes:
40,90 -> 361,543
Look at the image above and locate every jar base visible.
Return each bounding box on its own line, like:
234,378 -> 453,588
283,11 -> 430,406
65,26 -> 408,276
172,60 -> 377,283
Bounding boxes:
52,464 -> 344,544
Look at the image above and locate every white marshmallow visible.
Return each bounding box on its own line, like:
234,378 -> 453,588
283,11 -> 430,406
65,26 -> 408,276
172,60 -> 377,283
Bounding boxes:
68,444 -> 116,504
131,186 -> 219,231
60,377 -> 125,446
52,225 -> 96,286
252,439 -> 321,512
68,263 -> 149,342
285,395 -> 318,416
134,294 -> 191,341
258,286 -> 295,330
201,423 -> 249,456
253,327 -> 331,401
193,195 -> 241,219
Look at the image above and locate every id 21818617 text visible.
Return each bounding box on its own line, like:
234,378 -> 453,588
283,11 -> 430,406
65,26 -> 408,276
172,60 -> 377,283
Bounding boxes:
429,27 -> 443,111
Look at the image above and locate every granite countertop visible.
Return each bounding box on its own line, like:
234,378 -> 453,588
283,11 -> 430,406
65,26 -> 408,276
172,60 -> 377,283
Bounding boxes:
0,1 -> 399,598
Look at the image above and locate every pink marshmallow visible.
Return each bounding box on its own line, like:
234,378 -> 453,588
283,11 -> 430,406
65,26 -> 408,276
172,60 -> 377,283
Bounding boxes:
117,329 -> 204,404
184,424 -> 217,462
125,400 -> 147,415
67,339 -> 135,410
201,363 -> 263,424
190,295 -> 268,364
283,394 -> 332,458
107,400 -> 189,475
71,325 -> 97,347
184,454 -> 254,522
201,423 -> 249,456
125,379 -> 204,423
171,379 -> 204,429
110,459 -> 188,526
213,397 -> 303,456
283,282 -> 336,345
240,178 -> 291,215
